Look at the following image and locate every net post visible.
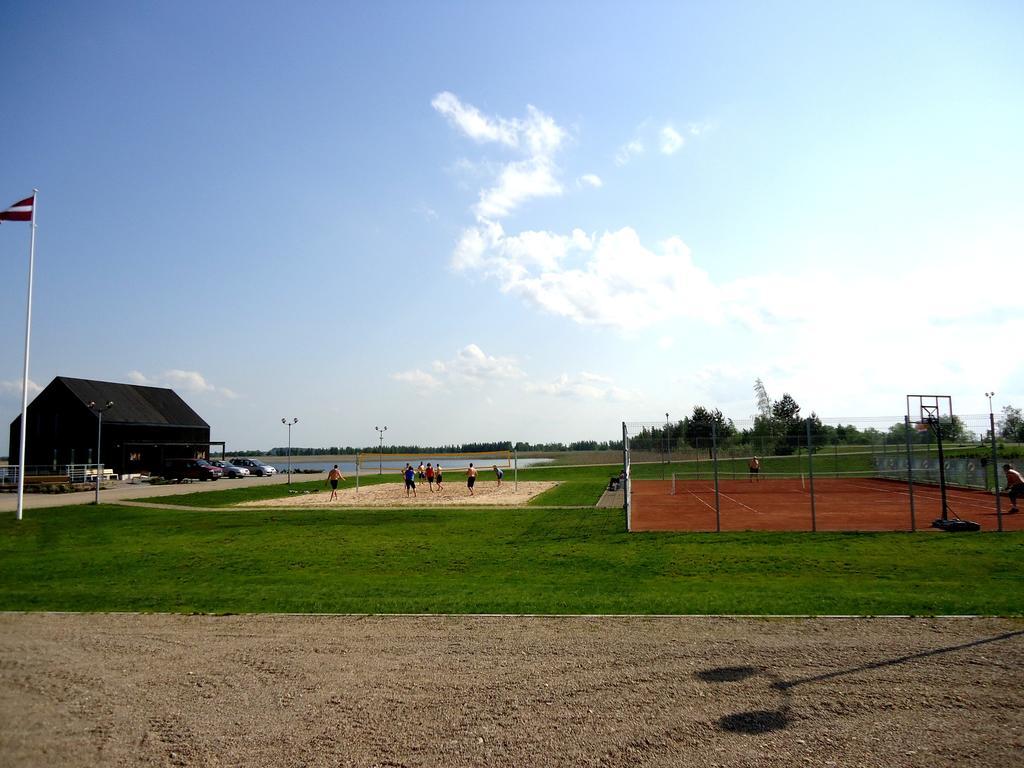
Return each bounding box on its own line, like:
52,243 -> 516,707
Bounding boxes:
806,418 -> 816,532
356,454 -> 360,493
514,444 -> 518,493
991,412 -> 1002,531
712,421 -> 721,533
904,415 -> 915,531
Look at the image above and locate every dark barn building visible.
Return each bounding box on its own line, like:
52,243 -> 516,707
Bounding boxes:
8,377 -> 220,476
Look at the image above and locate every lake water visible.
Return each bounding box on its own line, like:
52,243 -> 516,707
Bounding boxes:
263,457 -> 552,474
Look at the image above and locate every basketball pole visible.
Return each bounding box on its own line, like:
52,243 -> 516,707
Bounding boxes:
933,417 -> 950,521
904,416 -> 916,532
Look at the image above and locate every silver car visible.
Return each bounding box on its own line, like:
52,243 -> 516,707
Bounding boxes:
210,460 -> 250,478
228,458 -> 278,477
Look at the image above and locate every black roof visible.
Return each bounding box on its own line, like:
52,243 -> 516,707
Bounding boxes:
56,377 -> 209,428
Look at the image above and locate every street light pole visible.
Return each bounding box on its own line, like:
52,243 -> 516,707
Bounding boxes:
375,425 -> 387,474
87,400 -> 114,505
666,412 -> 671,466
282,418 -> 298,484
985,392 -> 1002,529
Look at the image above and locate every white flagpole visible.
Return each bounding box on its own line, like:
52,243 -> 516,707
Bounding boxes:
15,190 -> 38,522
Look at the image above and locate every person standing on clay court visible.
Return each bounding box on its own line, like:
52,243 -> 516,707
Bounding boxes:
1003,463 -> 1024,514
748,456 -> 760,482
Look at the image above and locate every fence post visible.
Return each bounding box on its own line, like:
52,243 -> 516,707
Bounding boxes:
991,412 -> 1002,532
712,422 -> 721,533
905,415 -> 916,531
623,422 -> 631,532
807,418 -> 816,532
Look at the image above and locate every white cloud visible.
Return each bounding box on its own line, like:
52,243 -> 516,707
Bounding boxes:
391,369 -> 442,391
414,202 -> 438,221
392,344 -> 525,394
578,173 -> 603,188
687,120 -> 714,136
431,91 -> 520,148
128,370 -> 238,399
659,126 -> 684,154
477,161 -> 562,219
0,379 -> 42,399
615,139 -> 644,166
526,372 -> 636,402
433,93 -> 566,220
657,336 -> 674,350
451,221 -> 720,330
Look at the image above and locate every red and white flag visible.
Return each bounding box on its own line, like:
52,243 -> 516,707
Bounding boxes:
0,195 -> 34,222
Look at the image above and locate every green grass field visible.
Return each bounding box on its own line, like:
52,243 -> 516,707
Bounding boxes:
1,483 -> 1021,614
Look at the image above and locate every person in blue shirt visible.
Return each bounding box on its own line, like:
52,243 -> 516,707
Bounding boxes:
403,463 -> 417,497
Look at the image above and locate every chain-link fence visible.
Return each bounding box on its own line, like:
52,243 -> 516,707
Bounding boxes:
623,413 -> 1020,533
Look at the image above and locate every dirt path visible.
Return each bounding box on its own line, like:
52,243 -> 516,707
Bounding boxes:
1,613 -> 1020,767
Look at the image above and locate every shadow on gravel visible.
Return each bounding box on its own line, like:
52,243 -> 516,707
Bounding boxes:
772,629 -> 1024,690
699,629 -> 1024,735
695,666 -> 760,683
718,709 -> 792,734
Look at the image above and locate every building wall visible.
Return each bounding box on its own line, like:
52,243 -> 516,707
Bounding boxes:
8,380 -> 212,475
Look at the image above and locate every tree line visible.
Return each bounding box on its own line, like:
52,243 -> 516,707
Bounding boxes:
219,394 -> 1024,458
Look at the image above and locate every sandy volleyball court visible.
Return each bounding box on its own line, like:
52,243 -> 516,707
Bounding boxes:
240,480 -> 558,508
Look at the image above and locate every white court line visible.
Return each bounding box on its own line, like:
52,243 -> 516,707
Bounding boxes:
683,486 -> 716,512
683,482 -> 759,514
829,481 -> 997,513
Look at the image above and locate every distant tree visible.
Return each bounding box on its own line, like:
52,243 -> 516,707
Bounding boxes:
1000,405 -> 1024,442
684,406 -> 737,456
753,378 -> 772,420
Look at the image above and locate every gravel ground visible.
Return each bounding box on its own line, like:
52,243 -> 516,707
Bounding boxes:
1,613 -> 1021,767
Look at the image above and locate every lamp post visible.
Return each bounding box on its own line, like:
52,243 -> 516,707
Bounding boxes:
666,412 -> 671,465
87,400 -> 114,505
282,418 -> 298,484
375,425 -> 387,474
985,392 -> 1001,529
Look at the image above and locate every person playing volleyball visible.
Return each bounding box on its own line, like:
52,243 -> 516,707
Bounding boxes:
1002,464 -> 1023,514
403,463 -> 417,497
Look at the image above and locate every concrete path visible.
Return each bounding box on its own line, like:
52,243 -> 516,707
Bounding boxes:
0,471 -> 319,513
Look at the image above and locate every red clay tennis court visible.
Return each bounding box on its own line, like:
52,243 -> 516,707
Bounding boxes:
630,477 -> 1022,532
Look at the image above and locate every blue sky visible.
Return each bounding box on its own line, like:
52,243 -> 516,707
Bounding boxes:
2,1 -> 1022,450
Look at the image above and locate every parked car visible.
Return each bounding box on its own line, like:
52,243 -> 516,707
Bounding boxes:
161,458 -> 223,482
228,458 -> 278,477
209,459 -> 250,478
